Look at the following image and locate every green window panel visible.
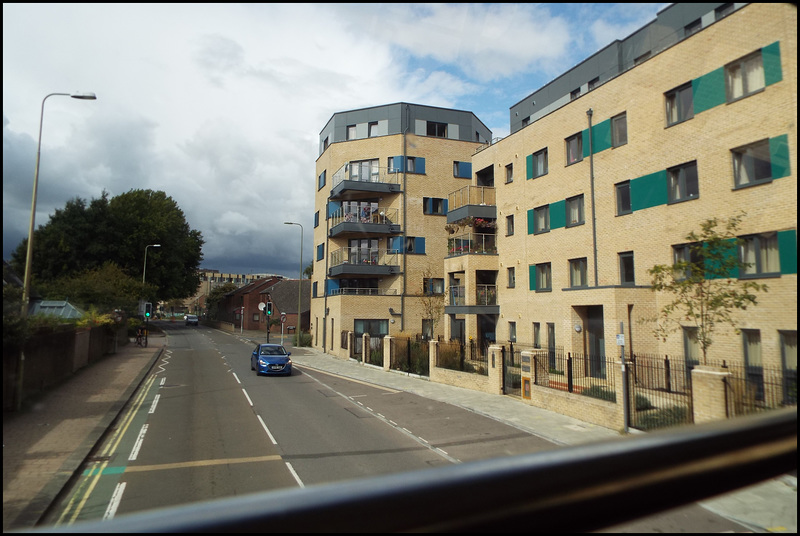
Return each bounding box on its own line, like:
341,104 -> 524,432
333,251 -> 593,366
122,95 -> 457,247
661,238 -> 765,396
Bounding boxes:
550,200 -> 566,230
692,67 -> 726,114
581,129 -> 591,159
526,153 -> 534,180
590,119 -> 612,154
770,134 -> 791,179
529,264 -> 537,291
778,230 -> 797,275
527,208 -> 535,235
763,41 -> 783,86
630,170 -> 668,211
704,238 -> 739,280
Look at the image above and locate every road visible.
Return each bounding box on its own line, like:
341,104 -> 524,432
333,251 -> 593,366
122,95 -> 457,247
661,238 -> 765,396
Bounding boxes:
44,324 -> 757,532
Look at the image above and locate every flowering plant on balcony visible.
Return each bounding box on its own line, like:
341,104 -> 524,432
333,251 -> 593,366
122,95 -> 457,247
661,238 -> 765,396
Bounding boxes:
473,218 -> 497,229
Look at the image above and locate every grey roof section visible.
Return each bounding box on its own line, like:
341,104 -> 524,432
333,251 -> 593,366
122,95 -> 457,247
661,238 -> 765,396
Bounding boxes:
28,300 -> 85,319
259,279 -> 311,315
509,3 -> 746,133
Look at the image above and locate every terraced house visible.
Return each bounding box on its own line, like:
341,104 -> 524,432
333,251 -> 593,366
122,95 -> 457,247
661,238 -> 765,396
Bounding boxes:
312,3 -> 796,428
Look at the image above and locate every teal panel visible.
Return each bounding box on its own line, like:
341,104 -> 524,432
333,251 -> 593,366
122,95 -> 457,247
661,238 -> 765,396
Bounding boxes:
763,41 -> 783,86
416,157 -> 426,175
527,208 -> 535,235
529,264 -> 536,291
778,230 -> 797,275
526,153 -> 533,179
692,67 -> 726,114
630,170 -> 668,211
582,129 -> 591,159
550,200 -> 566,230
443,199 -> 449,214
769,134 -> 790,179
415,237 -> 426,255
704,238 -> 739,279
326,279 -> 340,294
591,119 -> 612,154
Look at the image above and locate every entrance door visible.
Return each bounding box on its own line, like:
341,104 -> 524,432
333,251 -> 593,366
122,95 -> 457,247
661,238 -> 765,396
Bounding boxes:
587,306 -> 606,378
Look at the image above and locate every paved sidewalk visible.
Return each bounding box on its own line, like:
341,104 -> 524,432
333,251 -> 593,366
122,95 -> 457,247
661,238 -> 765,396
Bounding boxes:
2,327 -> 795,532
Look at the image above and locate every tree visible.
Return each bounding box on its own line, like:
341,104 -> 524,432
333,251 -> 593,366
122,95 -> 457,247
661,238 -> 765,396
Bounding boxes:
420,266 -> 446,339
36,262 -> 146,313
646,213 -> 768,364
11,189 -> 204,305
206,282 -> 237,320
303,261 -> 313,279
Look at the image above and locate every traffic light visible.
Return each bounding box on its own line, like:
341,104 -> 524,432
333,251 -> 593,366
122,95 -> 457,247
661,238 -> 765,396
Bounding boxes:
266,301 -> 273,316
145,302 -> 152,318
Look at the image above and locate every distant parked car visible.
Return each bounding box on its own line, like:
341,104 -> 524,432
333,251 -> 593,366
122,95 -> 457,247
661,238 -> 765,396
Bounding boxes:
251,343 -> 292,376
185,314 -> 199,326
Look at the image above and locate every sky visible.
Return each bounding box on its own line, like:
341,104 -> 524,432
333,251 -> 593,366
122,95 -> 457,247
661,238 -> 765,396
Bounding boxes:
3,3 -> 667,278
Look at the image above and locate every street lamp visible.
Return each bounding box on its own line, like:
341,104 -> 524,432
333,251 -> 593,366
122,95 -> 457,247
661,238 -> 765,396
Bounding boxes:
284,222 -> 303,344
21,92 -> 97,317
143,244 -> 161,285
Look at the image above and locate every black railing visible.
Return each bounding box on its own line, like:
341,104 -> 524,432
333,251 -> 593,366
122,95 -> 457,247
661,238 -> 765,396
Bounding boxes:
532,347 -> 616,401
436,340 -> 488,375
390,337 -> 429,376
40,408 -> 796,533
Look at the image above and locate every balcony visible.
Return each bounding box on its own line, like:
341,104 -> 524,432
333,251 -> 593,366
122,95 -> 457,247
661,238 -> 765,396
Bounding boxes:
330,163 -> 401,200
329,247 -> 402,277
447,186 -> 496,223
447,233 -> 497,257
329,207 -> 401,238
446,284 -> 499,316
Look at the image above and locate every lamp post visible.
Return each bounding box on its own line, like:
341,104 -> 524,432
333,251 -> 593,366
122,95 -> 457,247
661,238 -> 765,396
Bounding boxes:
284,222 -> 303,346
16,92 -> 95,412
142,244 -> 161,347
21,92 -> 97,317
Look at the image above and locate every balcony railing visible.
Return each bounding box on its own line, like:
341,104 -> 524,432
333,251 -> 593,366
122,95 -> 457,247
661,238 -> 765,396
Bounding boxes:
328,287 -> 399,296
330,206 -> 399,227
447,233 -> 497,256
448,185 -> 495,211
448,285 -> 497,306
330,247 -> 401,269
331,162 -> 401,190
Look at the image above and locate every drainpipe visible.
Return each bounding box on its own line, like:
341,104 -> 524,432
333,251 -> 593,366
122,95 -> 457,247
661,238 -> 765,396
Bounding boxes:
587,108 -> 599,287
323,195 -> 330,352
401,104 -> 409,332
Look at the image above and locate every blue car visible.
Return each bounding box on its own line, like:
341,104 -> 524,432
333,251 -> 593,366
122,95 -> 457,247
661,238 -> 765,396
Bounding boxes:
251,343 -> 292,376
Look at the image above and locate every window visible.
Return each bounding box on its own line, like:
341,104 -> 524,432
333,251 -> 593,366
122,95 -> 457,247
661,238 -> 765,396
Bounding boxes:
588,77 -> 599,91
368,122 -> 378,138
533,205 -> 549,234
611,113 -> 627,147
347,125 -> 356,140
742,329 -> 764,402
318,170 -> 326,190
314,211 -> 319,228
506,215 -> 514,236
427,121 -> 447,138
740,232 -> 779,277
616,181 -> 632,215
715,3 -> 734,20
665,83 -> 694,126
423,197 -> 446,215
619,251 -> 635,285
668,161 -> 699,203
569,258 -> 588,288
531,148 -> 548,178
533,322 -> 541,349
732,139 -> 772,188
509,322 -> 517,343
570,88 -> 580,101
422,319 -> 434,340
423,278 -> 445,295
683,327 -> 700,370
536,263 -> 552,292
507,267 -> 516,288
349,159 -> 380,182
726,51 -> 765,102
521,117 -> 530,128
407,157 -> 417,173
673,242 -> 703,280
322,136 -> 329,152
505,163 -> 513,183
566,134 -> 582,165
316,243 -> 325,261
453,161 -> 472,178
566,195 -> 584,227
780,331 -> 797,405
684,19 -> 701,37
634,51 -> 651,65
405,236 -> 425,254
253,313 -> 260,322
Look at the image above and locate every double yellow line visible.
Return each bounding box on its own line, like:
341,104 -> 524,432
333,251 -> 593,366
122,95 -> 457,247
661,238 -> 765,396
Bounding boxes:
55,374 -> 158,525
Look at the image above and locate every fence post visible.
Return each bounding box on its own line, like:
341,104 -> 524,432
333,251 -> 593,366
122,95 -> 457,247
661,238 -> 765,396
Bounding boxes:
567,353 -> 574,393
665,356 -> 672,392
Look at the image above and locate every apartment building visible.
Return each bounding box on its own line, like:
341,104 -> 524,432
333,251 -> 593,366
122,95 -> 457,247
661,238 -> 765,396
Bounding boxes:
312,103 -> 491,356
456,2 -> 795,386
